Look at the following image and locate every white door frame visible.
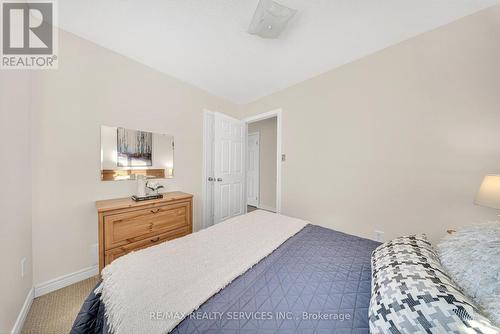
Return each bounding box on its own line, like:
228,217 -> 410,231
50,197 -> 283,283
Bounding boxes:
243,109 -> 282,214
246,131 -> 260,207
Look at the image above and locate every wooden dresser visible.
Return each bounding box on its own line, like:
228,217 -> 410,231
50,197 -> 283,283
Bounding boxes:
96,191 -> 193,272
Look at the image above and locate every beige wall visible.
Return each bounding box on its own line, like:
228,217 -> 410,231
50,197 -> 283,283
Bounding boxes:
248,117 -> 277,210
240,5 -> 500,244
0,71 -> 33,332
30,30 -> 238,285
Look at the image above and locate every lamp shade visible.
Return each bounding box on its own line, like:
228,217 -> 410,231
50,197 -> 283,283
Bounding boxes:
475,174 -> 500,209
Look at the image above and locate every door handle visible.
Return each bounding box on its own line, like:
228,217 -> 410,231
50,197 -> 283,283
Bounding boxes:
208,177 -> 215,182
217,178 -> 223,182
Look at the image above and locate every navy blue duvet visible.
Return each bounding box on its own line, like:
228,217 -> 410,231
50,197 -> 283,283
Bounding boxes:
71,225 -> 379,334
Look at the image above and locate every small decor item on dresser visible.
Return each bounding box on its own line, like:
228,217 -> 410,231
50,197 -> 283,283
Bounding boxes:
146,181 -> 164,195
136,174 -> 147,197
131,175 -> 162,201
131,193 -> 163,202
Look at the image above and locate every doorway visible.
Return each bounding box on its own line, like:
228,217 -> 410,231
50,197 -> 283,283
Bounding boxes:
246,117 -> 277,213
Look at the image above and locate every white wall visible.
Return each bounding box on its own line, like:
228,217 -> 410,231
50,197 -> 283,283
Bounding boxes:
240,5 -> 500,244
248,117 -> 277,210
30,30 -> 238,285
0,71 -> 33,332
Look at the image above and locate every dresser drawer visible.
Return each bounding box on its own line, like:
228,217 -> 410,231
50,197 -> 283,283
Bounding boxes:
104,226 -> 190,266
103,201 -> 189,250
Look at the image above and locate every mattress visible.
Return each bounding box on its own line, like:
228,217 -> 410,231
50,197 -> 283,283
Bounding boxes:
71,224 -> 380,334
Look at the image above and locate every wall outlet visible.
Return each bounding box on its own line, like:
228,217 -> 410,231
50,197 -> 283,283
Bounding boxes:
21,257 -> 26,278
90,243 -> 98,266
374,230 -> 385,242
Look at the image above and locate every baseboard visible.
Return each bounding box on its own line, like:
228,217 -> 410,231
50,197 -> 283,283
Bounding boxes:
11,265 -> 99,333
11,287 -> 34,334
258,204 -> 276,212
34,265 -> 99,298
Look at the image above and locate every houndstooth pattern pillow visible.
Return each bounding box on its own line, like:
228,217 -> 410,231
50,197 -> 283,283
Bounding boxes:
369,235 -> 499,334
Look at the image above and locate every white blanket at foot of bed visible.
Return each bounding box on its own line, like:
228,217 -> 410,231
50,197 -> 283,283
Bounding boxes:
99,210 -> 308,334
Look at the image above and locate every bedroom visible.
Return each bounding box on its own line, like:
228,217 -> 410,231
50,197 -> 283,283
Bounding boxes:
1,0 -> 500,333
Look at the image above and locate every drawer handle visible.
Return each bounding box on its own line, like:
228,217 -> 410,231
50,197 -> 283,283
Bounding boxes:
150,209 -> 161,214
150,237 -> 160,243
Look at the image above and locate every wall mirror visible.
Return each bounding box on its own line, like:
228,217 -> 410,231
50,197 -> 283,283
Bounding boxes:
100,125 -> 174,181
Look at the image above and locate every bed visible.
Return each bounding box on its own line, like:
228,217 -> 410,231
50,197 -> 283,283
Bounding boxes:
71,211 -> 380,334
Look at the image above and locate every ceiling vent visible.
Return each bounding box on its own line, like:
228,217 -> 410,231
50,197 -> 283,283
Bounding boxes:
248,0 -> 297,39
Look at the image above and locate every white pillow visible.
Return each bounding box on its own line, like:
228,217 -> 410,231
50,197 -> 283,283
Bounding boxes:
437,222 -> 500,326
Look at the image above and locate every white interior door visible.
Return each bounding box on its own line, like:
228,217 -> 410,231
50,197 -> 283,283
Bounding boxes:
214,112 -> 245,224
247,132 -> 259,207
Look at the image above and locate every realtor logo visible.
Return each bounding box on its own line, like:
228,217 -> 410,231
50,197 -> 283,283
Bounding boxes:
1,0 -> 58,69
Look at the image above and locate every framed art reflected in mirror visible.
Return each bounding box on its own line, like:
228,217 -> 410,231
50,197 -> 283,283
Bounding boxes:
100,125 -> 174,181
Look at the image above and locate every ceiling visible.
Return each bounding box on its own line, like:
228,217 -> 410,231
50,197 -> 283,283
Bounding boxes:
58,0 -> 500,104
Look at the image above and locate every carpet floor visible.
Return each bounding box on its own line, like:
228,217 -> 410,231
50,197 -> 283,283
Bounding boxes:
22,276 -> 100,334
247,205 -> 258,212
